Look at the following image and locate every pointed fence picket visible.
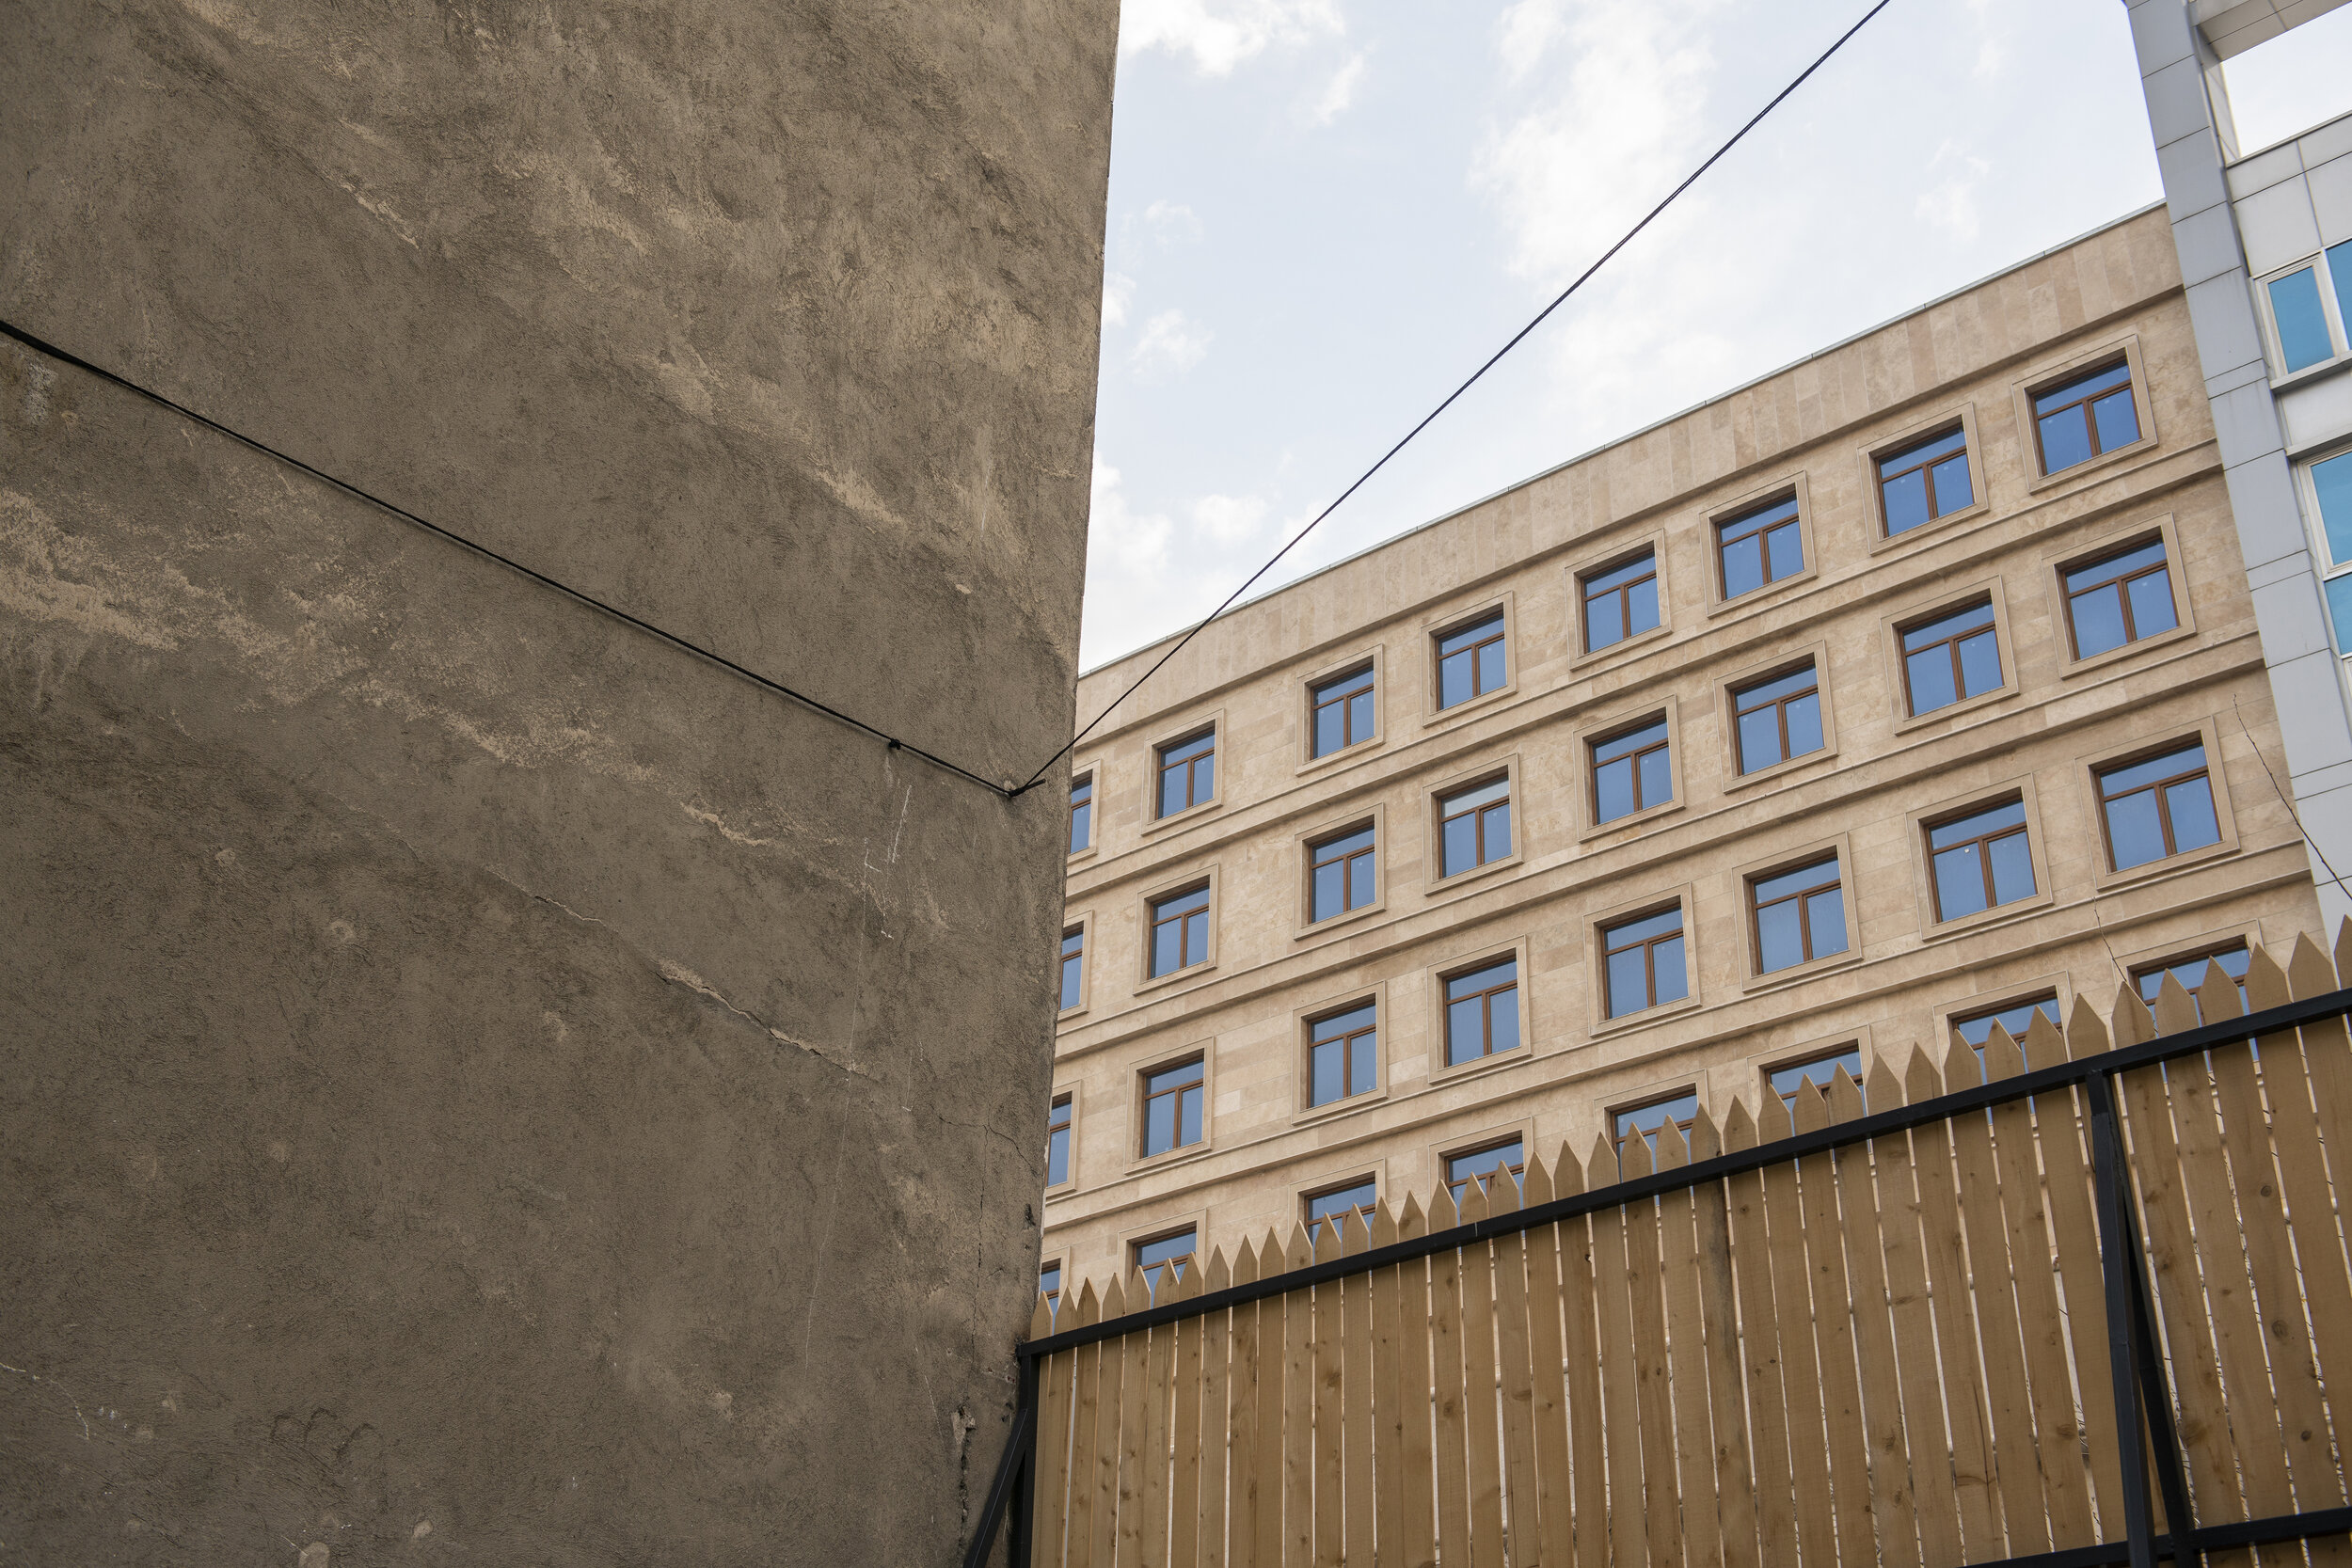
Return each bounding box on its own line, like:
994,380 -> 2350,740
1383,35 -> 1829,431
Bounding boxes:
998,926 -> 2352,1568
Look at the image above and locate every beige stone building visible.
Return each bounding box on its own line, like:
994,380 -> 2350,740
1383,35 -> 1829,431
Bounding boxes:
1042,203 -> 2327,1304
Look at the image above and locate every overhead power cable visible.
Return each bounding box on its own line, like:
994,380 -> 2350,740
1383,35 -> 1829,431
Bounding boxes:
0,317 -> 1019,798
1016,0 -> 1898,795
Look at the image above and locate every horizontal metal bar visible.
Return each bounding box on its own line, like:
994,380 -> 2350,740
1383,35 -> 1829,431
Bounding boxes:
1021,984 -> 2352,1359
1947,1508 -> 2352,1568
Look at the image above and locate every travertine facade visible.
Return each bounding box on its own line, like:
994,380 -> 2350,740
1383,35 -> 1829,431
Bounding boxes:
1043,204 -> 2324,1295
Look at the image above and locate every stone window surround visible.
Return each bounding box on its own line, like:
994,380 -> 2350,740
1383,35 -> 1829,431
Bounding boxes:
1861,402 -> 1991,553
1422,752 -> 1528,897
1877,575 -> 2021,735
1714,640 -> 1841,793
1296,643 -> 1388,776
2109,921 -> 2268,1017
1058,908 -> 1094,1019
1584,882 -> 1701,1039
1066,759 -> 1104,866
1901,772 -> 2058,942
1705,472 -> 1820,615
1424,934 -> 1537,1090
1125,1037 -> 1217,1175
1426,1115 -> 1538,1218
1138,709 -> 1226,837
2079,716 -> 2244,893
1291,979 -> 1392,1127
2041,512 -> 2198,679
1420,591 -> 1520,729
1574,695 -> 1687,841
1748,1023 -> 1879,1116
1117,1206 -> 1213,1289
1133,862 -> 1222,995
1293,802 -> 1389,941
1045,1081 -> 1084,1196
1936,974 -> 2073,1060
1294,1157 -> 1391,1239
1731,832 -> 1863,993
2009,333 -> 2160,493
1600,1071 -> 1709,1167
1567,528 -> 1675,671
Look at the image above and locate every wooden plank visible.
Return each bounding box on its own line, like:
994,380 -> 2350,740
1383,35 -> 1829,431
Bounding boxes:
1758,1093 -> 1838,1568
2023,1010 -> 2126,1540
1056,1284 -> 1104,1568
1790,1083 -> 1878,1567
1552,1146 -> 1611,1568
1340,1212 -> 1375,1567
1723,1105 -> 1799,1568
1283,1228 -> 1314,1568
1087,1277 -> 1128,1568
1905,1048 -> 2000,1558
1982,1026 -> 2095,1549
1457,1177 -> 1508,1568
1366,1203 -> 1404,1568
1520,1155 -> 1576,1568
1119,1270 -> 1155,1568
1143,1274 -> 1178,1568
1829,1069 -> 1921,1568
2116,985 -> 2249,1568
2265,943 -> 2352,1519
1171,1262 -> 1208,1568
1867,1059 -> 1964,1568
1428,1188 -> 1472,1568
1622,1131 -> 1685,1568
1228,1242 -> 1264,1568
1199,1251 -> 1234,1568
1255,1234 -> 1291,1568
1589,1132 -> 1649,1568
1945,1035 -> 2049,1554
1690,1110 -> 1758,1568
1657,1120 -> 1724,1568
1311,1223 -> 1343,1568
1487,1168 -> 1543,1568
1395,1196 -> 1440,1568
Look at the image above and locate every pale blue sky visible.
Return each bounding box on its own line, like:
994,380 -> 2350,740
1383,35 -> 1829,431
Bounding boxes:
1079,0 -> 2352,669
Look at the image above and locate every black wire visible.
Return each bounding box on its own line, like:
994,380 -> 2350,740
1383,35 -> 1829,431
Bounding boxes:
1017,0 -> 1899,795
0,317 -> 1020,799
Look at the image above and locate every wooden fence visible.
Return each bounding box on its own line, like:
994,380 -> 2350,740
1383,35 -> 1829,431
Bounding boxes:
976,929 -> 2352,1568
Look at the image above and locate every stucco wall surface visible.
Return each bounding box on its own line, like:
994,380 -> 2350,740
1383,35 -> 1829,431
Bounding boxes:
0,2 -> 1115,1563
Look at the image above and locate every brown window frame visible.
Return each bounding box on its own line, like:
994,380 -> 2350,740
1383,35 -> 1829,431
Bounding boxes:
1714,491 -> 1804,599
1132,1226 -> 1199,1299
2062,537 -> 2176,658
1580,548 -> 1661,654
1040,1258 -> 1063,1316
1613,1090 -> 1698,1163
1069,771 -> 1095,854
1600,906 -> 1686,1018
1731,662 -> 1822,774
1589,715 -> 1673,824
1058,926 -> 1085,1011
1154,730 -> 1216,819
1767,1047 -> 1865,1115
1924,797 -> 2033,922
2131,943 -> 2250,1021
1146,883 -> 1212,978
2030,358 -> 2139,475
1138,1055 -> 1206,1158
1306,1001 -> 1379,1108
1441,957 -> 1520,1067
1046,1093 -> 1073,1187
1749,855 -> 1846,972
1437,776 -> 1513,878
1303,1177 -> 1379,1243
1896,597 -> 2001,717
2095,743 -> 2219,870
1444,1138 -> 1526,1205
1875,424 -> 1974,534
1311,664 -> 1377,756
1435,612 -> 1509,710
1308,823 -> 1378,923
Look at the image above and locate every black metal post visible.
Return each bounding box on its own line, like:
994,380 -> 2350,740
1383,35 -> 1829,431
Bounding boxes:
2087,1070 -> 2159,1568
1006,1351 -> 1040,1568
962,1369 -> 1038,1568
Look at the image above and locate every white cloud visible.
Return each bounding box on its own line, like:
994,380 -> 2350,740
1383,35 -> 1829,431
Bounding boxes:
1102,271 -> 1136,329
1494,0 -> 1568,83
1915,141 -> 1993,242
1193,492 -> 1269,545
1142,199 -> 1205,244
1312,52 -> 1368,124
1132,309 -> 1213,378
1120,0 -> 1345,75
1088,463 -> 1173,579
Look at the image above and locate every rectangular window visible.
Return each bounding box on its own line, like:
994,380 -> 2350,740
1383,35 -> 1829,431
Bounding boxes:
1040,1260 -> 1062,1317
1069,774 -> 1094,853
1312,666 -> 1376,757
2271,263 -> 2337,373
1058,927 -> 1085,1011
1602,907 -> 1688,1019
1438,777 -> 1513,878
1443,957 -> 1520,1067
1148,885 -> 1211,977
1717,494 -> 1804,599
2098,742 -> 2221,871
1751,855 -> 1847,974
1582,551 -> 1661,652
1308,1002 -> 1378,1108
1140,1058 -> 1205,1157
1899,599 -> 2001,715
1591,718 -> 1672,823
1437,613 -> 1507,709
1877,427 -> 1974,534
1046,1095 -> 1073,1186
2306,451 -> 2352,652
1310,825 -> 1377,922
2135,945 -> 2250,1021
1953,995 -> 2061,1079
1156,730 -> 1216,818
1135,1227 -> 1198,1300
1732,664 -> 1824,774
1927,799 -> 2036,921
1305,1179 -> 1378,1244
1770,1048 -> 1864,1115
1613,1092 -> 1698,1163
2034,360 -> 2140,474
1445,1138 -> 1525,1205
2064,539 -> 2177,658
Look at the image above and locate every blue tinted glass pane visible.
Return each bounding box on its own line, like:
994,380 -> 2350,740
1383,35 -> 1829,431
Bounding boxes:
1587,555 -> 1654,593
1596,720 -> 1667,761
1137,1231 -> 1195,1268
1935,845 -> 1990,919
1756,901 -> 1803,972
1184,911 -> 1207,966
2070,585 -> 2127,657
1990,832 -> 2036,905
1349,690 -> 1375,740
1755,859 -> 1835,903
2106,792 -> 2167,869
1654,936 -> 1688,1005
1152,923 -> 1180,975
1181,1086 -> 1201,1144
2035,362 -> 2132,413
1071,801 -> 1090,853
1439,649 -> 1471,708
1145,1095 -> 1173,1154
1806,890 -> 1848,957
1442,815 -> 1475,877
1785,693 -> 1822,758
2102,744 -> 2204,796
1313,861 -> 1343,922
2271,268 -> 2334,372
1312,1003 -> 1375,1040
1449,958 -> 1516,998
2040,407 -> 2094,474
1312,1038 -> 1342,1105
1629,578 -> 1660,637
1486,803 -> 1512,861
1931,453 -> 1974,514
1908,647 -> 1959,713
1639,747 -> 1672,808
1154,1058 -> 1203,1088
1743,667 -> 1814,704
1449,1141 -> 1524,1182
2332,242 -> 2352,341
1588,594 -> 1626,650
1903,601 -> 1995,649
1596,757 -> 1634,822
1607,947 -> 1647,1016
1958,629 -> 2001,697
1614,908 -> 1682,942
2315,453 -> 2352,566
1322,826 -> 1375,857
1882,467 -> 1931,533
2092,388 -> 2139,451
2165,777 -> 2221,852
1160,769 -> 1184,818
1767,522 -> 1803,580
1724,532 -> 1766,597
1771,1049 -> 1864,1099
1478,640 -> 1505,694
2128,570 -> 2176,638
1047,1127 -> 1069,1186
1446,779 -> 1512,812
1489,990 -> 1521,1053
1350,1040 -> 1376,1096
1061,954 -> 1082,1009
1195,753 -> 1214,800
1315,705 -> 1343,757
1738,707 -> 1782,771
1930,800 -> 2026,847
1447,998 -> 1483,1063
1958,999 -> 2061,1046
1164,732 -> 1212,761
1349,857 -> 1375,910
1439,615 -> 1502,656
2327,573 -> 2352,650
1615,1095 -> 1697,1137
2067,541 -> 2166,590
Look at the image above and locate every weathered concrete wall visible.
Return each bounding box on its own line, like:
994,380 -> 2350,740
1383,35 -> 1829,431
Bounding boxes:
0,3 -> 1114,1562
